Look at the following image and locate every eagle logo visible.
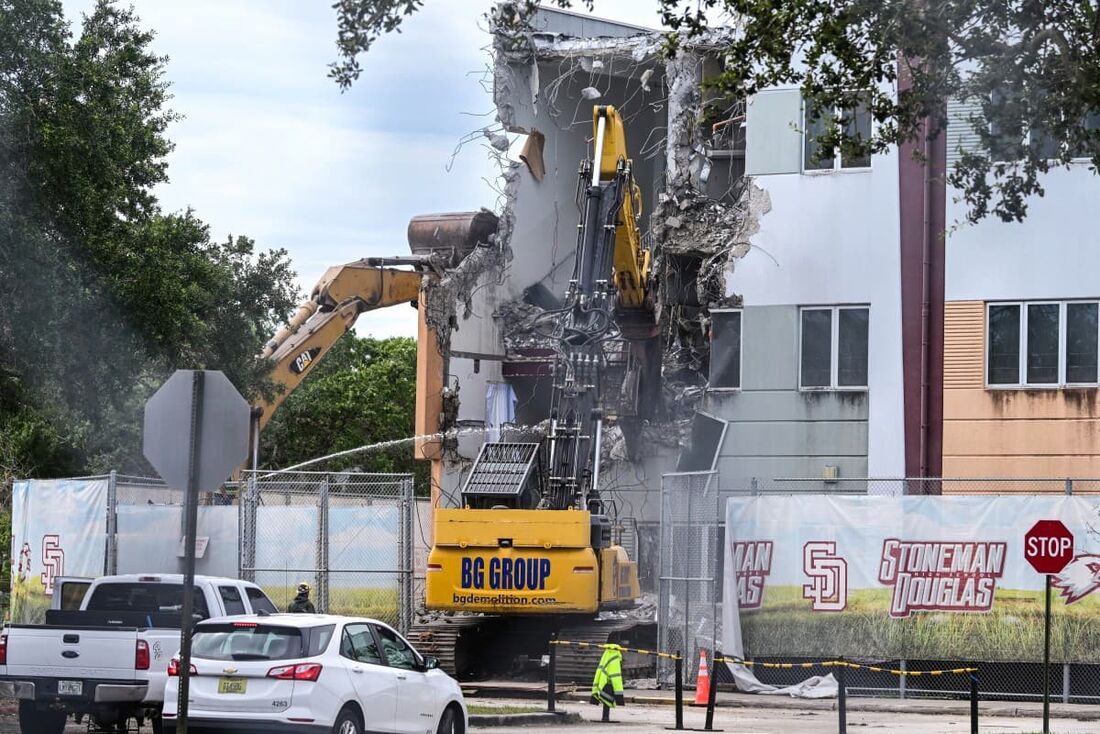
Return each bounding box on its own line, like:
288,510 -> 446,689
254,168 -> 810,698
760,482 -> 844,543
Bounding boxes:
1051,554 -> 1100,604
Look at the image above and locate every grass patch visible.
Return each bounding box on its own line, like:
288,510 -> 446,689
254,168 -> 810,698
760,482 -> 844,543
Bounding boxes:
261,584 -> 399,625
467,705 -> 546,716
742,585 -> 1100,662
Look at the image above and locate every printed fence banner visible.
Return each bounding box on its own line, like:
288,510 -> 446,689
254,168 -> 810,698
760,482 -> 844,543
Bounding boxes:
10,479 -> 108,623
722,494 -> 1100,663
115,505 -> 239,578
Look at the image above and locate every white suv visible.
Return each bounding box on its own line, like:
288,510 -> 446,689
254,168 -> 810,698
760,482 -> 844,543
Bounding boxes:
162,614 -> 466,734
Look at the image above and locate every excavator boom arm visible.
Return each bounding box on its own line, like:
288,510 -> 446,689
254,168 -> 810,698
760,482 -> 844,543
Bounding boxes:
593,105 -> 649,308
255,262 -> 423,432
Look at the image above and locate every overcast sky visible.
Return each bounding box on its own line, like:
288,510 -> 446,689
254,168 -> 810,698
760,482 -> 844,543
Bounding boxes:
59,0 -> 662,338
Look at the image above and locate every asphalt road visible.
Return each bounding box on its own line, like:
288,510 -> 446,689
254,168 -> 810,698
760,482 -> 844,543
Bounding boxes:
1,699 -> 1099,733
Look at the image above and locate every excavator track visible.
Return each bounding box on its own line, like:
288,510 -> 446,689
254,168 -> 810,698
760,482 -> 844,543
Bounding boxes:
554,619 -> 657,681
407,617 -> 490,678
409,615 -> 656,682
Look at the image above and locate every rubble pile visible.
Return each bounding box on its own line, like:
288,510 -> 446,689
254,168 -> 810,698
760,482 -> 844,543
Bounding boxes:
493,299 -> 557,352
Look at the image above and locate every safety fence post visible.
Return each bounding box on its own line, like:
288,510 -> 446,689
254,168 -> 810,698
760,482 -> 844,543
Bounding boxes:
837,658 -> 847,734
969,673 -> 978,734
704,650 -> 720,731
547,638 -> 557,713
674,652 -> 684,730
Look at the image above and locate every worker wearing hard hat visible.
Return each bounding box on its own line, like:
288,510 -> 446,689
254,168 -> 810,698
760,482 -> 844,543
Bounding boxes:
287,582 -> 316,613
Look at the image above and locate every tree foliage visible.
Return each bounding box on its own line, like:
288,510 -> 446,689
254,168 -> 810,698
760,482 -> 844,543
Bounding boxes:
261,336 -> 425,489
332,0 -> 1100,224
0,0 -> 298,484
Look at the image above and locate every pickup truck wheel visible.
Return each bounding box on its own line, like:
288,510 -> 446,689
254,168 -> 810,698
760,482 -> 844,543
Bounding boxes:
17,701 -> 67,734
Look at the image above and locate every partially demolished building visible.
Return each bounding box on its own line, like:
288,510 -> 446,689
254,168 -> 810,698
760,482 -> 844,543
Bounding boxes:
412,3 -> 914,548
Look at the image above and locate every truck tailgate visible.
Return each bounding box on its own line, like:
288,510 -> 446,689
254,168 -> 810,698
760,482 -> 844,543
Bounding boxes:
6,626 -> 140,681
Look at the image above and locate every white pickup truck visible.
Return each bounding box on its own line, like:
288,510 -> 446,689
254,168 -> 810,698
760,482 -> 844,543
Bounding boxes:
0,573 -> 279,734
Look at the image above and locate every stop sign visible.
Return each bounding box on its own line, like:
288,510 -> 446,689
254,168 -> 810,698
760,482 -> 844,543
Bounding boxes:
1024,520 -> 1075,574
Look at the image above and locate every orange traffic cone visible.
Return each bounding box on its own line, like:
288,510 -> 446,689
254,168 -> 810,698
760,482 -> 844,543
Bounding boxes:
693,649 -> 711,705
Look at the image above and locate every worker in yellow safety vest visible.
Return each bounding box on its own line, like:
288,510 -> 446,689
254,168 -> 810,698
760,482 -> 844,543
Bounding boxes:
590,644 -> 625,708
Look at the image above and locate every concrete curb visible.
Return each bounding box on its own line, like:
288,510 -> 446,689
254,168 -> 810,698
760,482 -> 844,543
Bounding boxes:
469,711 -> 582,727
561,691 -> 1100,722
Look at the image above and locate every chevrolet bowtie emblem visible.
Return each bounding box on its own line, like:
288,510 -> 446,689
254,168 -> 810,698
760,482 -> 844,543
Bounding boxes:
223,667 -> 238,674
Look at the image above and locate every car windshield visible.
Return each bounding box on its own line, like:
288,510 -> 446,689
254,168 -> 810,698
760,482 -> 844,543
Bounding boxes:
192,623 -> 332,661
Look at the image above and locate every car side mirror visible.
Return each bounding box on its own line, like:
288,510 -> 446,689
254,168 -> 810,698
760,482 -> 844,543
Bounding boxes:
423,656 -> 440,671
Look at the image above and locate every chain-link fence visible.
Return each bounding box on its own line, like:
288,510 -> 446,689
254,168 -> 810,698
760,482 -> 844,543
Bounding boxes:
656,474 -> 1100,703
723,477 -> 1100,496
657,471 -> 721,686
25,470 -> 415,633
239,470 -> 414,633
107,473 -> 240,578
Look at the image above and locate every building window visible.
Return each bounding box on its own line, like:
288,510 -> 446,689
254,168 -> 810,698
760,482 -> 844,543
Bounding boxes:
709,310 -> 742,389
804,101 -> 871,171
986,301 -> 1100,387
800,306 -> 869,390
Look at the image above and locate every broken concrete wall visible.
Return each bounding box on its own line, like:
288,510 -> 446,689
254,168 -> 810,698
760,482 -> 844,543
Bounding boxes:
430,5 -> 758,519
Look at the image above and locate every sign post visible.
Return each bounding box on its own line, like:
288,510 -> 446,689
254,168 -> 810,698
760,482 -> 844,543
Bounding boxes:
1024,519 -> 1075,734
144,370 -> 250,734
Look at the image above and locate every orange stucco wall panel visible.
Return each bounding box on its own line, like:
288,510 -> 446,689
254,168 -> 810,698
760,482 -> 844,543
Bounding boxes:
944,418 -> 1100,456
942,300 -> 1100,488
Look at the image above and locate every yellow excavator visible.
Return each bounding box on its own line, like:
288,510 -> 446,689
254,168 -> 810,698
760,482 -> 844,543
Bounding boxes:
419,106 -> 655,678
249,212 -> 497,453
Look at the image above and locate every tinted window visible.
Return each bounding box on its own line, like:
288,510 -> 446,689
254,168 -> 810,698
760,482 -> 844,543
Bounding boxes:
800,309 -> 832,387
308,625 -> 336,656
219,586 -> 246,616
59,582 -> 90,611
245,586 -> 278,614
1027,303 -> 1059,384
709,311 -> 741,388
838,308 -> 869,387
1066,303 -> 1098,383
804,104 -> 834,170
840,102 -> 871,168
191,623 -> 330,661
86,583 -> 210,620
340,624 -> 382,665
373,625 -> 420,671
987,304 -> 1020,384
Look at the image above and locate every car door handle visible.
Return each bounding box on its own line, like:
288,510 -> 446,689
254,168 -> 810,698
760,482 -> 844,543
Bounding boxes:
396,674 -> 407,680
352,668 -> 364,674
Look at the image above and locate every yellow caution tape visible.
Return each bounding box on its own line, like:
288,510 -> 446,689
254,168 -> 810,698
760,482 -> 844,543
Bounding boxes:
714,657 -> 978,677
548,640 -> 682,660
547,642 -> 977,676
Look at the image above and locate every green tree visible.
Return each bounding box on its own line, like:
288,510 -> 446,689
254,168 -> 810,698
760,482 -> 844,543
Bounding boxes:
331,0 -> 1100,224
0,0 -> 298,485
261,336 -> 426,489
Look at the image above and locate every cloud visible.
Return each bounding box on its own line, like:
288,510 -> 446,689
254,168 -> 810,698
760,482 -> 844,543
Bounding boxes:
58,1 -> 671,338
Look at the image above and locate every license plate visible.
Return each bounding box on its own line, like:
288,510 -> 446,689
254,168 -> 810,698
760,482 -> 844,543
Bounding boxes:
218,677 -> 247,695
58,680 -> 82,696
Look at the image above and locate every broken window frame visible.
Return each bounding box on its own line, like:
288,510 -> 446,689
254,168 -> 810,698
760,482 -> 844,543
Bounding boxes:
986,300 -> 1100,389
708,309 -> 742,390
802,98 -> 873,173
799,305 -> 870,391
